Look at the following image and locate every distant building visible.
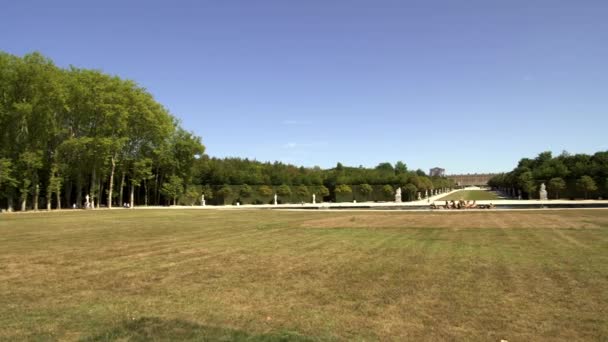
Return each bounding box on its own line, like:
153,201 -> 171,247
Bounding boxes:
429,167 -> 445,177
447,173 -> 498,186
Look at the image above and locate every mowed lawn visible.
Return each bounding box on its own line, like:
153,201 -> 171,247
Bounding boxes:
439,190 -> 501,201
1,210 -> 608,341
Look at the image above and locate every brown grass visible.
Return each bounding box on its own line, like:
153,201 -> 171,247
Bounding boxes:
1,209 -> 607,341
301,210 -> 608,229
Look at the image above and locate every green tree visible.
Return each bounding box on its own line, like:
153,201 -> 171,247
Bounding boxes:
160,175 -> 184,205
548,177 -> 566,199
257,185 -> 273,197
130,158 -> 154,207
277,184 -> 292,197
295,185 -> 309,200
394,161 -> 407,174
359,183 -> 373,200
577,175 -> 597,199
335,184 -> 352,194
201,184 -> 214,200
17,151 -> 43,211
240,184 -> 253,198
0,158 -> 17,207
316,185 -> 329,198
382,184 -> 394,197
518,171 -> 536,199
404,183 -> 417,201
216,184 -> 233,200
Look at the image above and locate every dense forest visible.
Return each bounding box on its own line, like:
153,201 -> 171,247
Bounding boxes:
488,151 -> 608,199
0,52 -> 204,211
0,52 -> 454,210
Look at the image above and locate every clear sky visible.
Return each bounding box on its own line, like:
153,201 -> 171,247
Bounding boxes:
2,0 -> 607,174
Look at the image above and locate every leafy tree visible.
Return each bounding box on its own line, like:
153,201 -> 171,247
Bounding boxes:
257,185 -> 273,197
201,184 -> 214,199
18,151 -> 43,211
359,183 -> 373,199
335,184 -> 352,194
518,171 -> 536,199
160,175 -> 184,205
0,158 -> 17,197
182,186 -> 201,205
548,177 -> 566,199
277,184 -> 292,196
295,185 -> 309,199
394,161 -> 407,174
382,184 -> 394,197
130,158 -> 154,207
404,184 -> 417,201
316,185 -> 329,198
577,175 -> 597,199
240,184 -> 253,198
216,184 -> 233,198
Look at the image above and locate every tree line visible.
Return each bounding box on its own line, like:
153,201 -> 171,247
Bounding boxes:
0,51 -> 455,210
488,151 -> 608,199
192,157 -> 455,203
0,52 -> 204,211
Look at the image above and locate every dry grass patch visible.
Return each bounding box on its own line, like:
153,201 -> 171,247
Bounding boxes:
300,210 -> 608,229
1,209 -> 607,341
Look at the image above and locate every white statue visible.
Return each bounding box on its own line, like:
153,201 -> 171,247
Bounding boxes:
85,194 -> 90,209
395,187 -> 402,203
201,194 -> 206,206
539,183 -> 548,200
312,193 -> 316,204
274,193 -> 278,205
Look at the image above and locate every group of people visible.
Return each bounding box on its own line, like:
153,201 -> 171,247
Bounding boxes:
430,200 -> 495,209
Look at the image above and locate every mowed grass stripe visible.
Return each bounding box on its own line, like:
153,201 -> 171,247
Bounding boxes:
439,190 -> 501,201
1,209 -> 607,341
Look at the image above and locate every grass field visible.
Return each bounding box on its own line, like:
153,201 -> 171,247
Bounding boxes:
439,189 -> 501,201
1,209 -> 608,341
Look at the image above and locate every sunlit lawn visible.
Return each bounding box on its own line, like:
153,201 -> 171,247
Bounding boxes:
1,209 -> 607,341
439,190 -> 501,201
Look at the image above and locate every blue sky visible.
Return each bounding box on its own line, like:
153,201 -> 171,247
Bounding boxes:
2,0 -> 607,173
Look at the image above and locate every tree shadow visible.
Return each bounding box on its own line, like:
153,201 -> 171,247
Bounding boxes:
81,316 -> 317,341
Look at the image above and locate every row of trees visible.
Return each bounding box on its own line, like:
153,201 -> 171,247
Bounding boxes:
0,51 -> 455,210
488,151 -> 608,199
0,52 -> 204,211
193,157 -> 455,203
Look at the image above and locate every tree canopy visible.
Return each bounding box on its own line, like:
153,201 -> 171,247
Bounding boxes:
0,51 -> 456,209
0,51 -> 204,210
489,151 -> 608,199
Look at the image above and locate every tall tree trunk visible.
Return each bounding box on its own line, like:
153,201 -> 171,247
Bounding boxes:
33,184 -> 39,211
90,167 -> 96,207
107,155 -> 116,209
144,179 -> 148,206
65,179 -> 71,209
119,171 -> 125,207
56,190 -> 61,210
130,183 -> 135,208
75,176 -> 82,208
47,192 -> 52,210
154,170 -> 159,205
8,196 -> 13,212
21,196 -> 26,211
98,177 -> 102,208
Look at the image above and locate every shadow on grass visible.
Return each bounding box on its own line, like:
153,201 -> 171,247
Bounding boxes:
82,317 -> 316,341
